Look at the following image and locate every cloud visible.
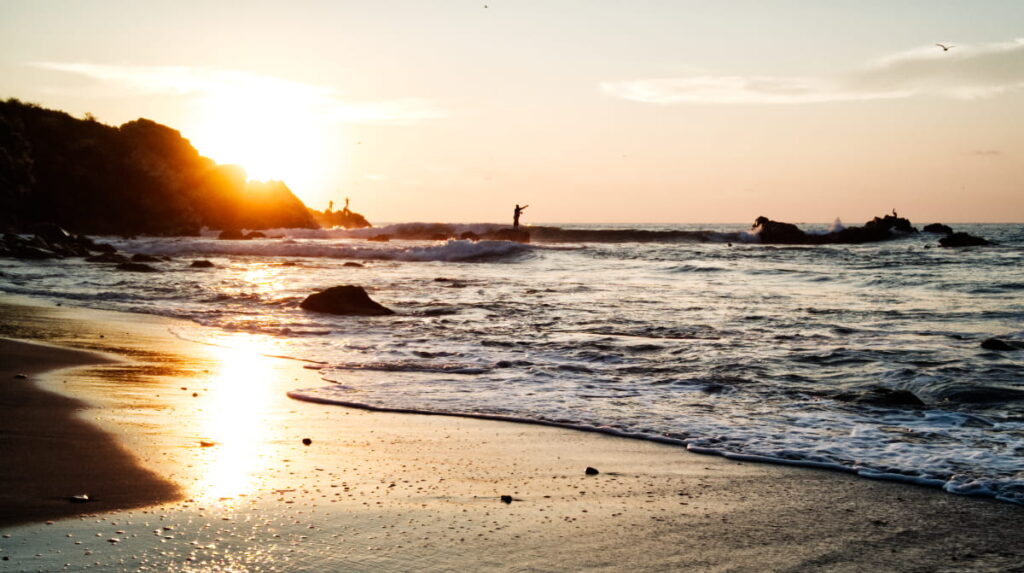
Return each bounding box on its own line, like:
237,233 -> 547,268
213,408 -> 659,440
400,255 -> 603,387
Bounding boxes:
30,62 -> 443,124
602,38 -> 1024,105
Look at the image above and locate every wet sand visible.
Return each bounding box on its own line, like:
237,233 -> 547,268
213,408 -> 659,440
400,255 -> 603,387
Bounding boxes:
0,339 -> 178,527
0,295 -> 1021,571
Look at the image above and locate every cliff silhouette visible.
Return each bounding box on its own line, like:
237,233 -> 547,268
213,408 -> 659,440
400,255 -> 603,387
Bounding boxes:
0,98 -> 318,235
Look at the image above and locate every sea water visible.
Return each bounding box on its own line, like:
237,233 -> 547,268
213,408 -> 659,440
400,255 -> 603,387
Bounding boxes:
2,222 -> 1022,503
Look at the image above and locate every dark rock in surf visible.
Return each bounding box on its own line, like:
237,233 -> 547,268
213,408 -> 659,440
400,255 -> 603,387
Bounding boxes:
130,253 -> 161,263
981,338 -> 1022,351
922,223 -> 954,235
116,262 -> 160,273
940,385 -> 1024,403
428,233 -> 450,241
299,285 -> 394,316
245,231 -> 266,239
190,260 -> 215,268
751,216 -> 808,244
939,232 -> 993,248
26,223 -> 72,244
753,213 -> 918,245
481,228 -> 530,243
459,231 -> 481,241
218,229 -> 246,240
343,262 -> 364,268
834,387 -> 925,407
9,243 -> 60,259
86,253 -> 129,263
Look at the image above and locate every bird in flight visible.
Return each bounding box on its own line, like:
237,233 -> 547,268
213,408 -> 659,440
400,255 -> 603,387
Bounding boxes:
936,43 -> 955,51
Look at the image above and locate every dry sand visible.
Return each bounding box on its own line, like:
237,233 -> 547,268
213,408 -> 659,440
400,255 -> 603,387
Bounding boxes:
0,295 -> 1021,572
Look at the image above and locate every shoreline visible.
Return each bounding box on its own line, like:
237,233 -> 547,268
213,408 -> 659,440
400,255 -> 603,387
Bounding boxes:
1,294 -> 1022,571
0,338 -> 179,527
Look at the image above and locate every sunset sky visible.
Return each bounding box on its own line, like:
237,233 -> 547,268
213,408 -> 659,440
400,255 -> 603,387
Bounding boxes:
2,1 -> 1022,223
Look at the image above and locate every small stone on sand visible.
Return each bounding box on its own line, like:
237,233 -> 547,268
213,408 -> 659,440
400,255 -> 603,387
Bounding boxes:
585,466 -> 600,475
302,438 -> 313,446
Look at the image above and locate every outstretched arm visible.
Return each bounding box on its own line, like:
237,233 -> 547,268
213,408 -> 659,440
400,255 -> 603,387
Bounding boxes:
522,205 -> 529,210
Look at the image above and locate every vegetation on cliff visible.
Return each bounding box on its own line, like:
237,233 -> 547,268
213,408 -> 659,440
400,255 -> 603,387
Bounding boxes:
0,98 -> 318,235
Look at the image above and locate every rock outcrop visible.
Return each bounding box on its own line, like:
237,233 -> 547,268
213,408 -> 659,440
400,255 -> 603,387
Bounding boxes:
299,285 -> 394,316
752,214 -> 918,245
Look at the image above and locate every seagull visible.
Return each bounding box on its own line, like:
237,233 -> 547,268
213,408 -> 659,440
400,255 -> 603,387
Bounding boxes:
936,43 -> 955,52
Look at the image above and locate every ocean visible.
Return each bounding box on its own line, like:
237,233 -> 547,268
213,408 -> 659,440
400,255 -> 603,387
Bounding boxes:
2,222 -> 1022,504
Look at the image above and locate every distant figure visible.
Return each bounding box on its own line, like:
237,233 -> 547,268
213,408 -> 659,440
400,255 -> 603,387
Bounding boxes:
328,200 -> 334,213
936,43 -> 955,52
343,197 -> 351,216
892,208 -> 898,218
513,204 -> 529,230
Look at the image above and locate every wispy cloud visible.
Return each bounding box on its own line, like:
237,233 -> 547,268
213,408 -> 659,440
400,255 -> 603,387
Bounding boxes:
30,62 -> 443,124
602,38 -> 1024,105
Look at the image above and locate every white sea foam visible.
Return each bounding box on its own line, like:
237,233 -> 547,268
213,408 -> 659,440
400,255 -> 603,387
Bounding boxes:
115,238 -> 533,262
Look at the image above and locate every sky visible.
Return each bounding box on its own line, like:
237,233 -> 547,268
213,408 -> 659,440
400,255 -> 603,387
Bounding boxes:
1,0 -> 1022,223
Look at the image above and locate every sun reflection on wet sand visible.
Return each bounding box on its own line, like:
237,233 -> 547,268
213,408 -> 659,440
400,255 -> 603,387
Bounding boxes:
192,336 -> 278,502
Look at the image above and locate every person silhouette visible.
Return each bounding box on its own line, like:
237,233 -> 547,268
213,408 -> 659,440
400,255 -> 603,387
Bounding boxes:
513,204 -> 529,230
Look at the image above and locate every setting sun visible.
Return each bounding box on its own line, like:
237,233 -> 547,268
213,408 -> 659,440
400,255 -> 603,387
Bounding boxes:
186,80 -> 346,209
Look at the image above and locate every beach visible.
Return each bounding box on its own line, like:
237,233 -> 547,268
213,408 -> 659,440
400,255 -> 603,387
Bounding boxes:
1,295 -> 1022,572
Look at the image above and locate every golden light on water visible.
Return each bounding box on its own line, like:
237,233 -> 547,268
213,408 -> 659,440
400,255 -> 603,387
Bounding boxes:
192,336 -> 277,502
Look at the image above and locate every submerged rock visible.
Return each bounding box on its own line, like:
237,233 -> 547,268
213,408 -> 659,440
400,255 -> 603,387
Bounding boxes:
116,262 -> 160,273
217,229 -> 246,240
299,285 -> 394,316
86,253 -> 129,263
481,228 -> 531,243
190,260 -> 215,268
939,232 -> 993,247
834,387 -> 925,408
922,223 -> 954,234
130,253 -> 161,263
343,262 -> 364,268
981,338 -> 1022,351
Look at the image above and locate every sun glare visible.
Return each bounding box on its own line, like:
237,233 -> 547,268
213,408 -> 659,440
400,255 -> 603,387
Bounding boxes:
193,336 -> 277,502
187,85 -> 345,208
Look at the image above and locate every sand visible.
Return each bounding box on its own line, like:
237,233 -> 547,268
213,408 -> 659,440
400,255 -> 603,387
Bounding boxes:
0,295 -> 1021,572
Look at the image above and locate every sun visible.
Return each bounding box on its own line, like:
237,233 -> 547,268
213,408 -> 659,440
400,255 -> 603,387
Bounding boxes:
186,85 -> 345,208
